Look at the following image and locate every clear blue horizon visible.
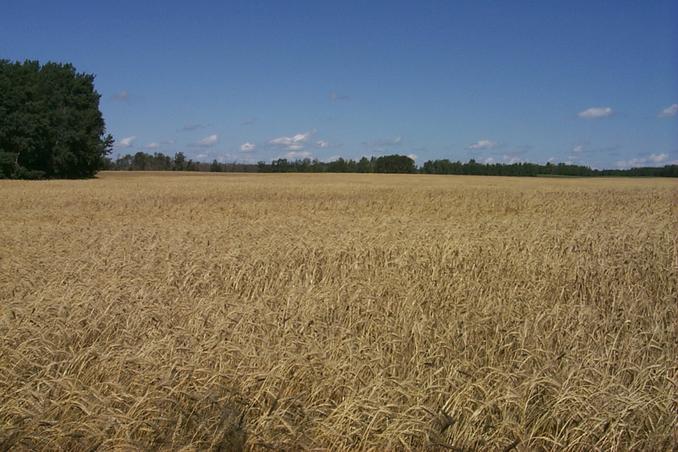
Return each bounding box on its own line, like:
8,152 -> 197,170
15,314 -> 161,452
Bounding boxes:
2,1 -> 677,169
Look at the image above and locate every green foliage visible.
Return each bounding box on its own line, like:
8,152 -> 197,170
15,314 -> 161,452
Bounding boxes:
373,154 -> 416,173
106,151 -> 678,178
0,151 -> 18,178
421,159 -> 678,177
0,60 -> 113,179
173,152 -> 187,171
109,151 -> 260,172
210,159 -> 222,172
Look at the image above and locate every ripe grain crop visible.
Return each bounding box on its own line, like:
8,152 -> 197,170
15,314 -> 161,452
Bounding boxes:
1,172 -> 676,451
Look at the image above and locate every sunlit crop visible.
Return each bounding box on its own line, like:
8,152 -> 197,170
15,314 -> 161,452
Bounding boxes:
1,172 -> 676,450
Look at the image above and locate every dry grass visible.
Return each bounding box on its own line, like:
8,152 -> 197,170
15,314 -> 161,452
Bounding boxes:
1,171 -> 676,451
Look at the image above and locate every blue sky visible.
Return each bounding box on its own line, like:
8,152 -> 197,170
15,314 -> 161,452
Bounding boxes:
2,1 -> 677,168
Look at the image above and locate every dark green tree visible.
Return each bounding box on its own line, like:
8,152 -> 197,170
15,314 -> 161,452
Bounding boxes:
174,152 -> 186,171
356,156 -> 372,173
131,152 -> 148,170
210,159 -> 222,172
373,154 -> 416,173
0,60 -> 113,178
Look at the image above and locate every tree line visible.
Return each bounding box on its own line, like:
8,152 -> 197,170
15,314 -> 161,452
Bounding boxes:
104,153 -> 416,174
421,159 -> 678,177
258,155 -> 416,173
106,152 -> 678,177
106,153 -> 419,173
104,152 -> 259,172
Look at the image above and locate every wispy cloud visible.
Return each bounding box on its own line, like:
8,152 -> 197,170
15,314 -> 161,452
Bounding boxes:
578,107 -> 613,119
316,140 -> 330,148
476,154 -> 523,164
112,90 -> 129,101
240,142 -> 256,152
270,131 -> 313,151
241,117 -> 257,126
649,153 -> 669,163
194,134 -> 219,147
179,123 -> 209,132
501,154 -> 523,164
570,143 -> 620,157
283,150 -> 313,160
215,153 -> 236,163
363,136 -> 402,149
658,103 -> 678,118
467,139 -> 497,150
117,136 -> 136,148
145,142 -> 160,150
565,144 -> 585,161
616,153 -> 668,168
330,91 -> 350,102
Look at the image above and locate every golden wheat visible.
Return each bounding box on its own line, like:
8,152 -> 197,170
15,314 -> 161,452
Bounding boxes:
1,172 -> 676,450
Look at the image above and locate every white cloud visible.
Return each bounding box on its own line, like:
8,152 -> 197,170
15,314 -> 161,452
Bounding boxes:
658,103 -> 678,118
467,139 -> 497,150
572,144 -> 584,154
196,153 -> 208,160
648,153 -> 668,163
316,140 -> 330,148
578,107 -> 613,119
196,134 -> 218,147
117,136 -> 136,148
145,142 -> 160,149
481,157 -> 496,164
112,90 -> 129,101
325,155 -> 342,162
269,131 -> 312,150
616,153 -> 668,168
240,142 -> 256,152
283,151 -> 313,160
407,153 -> 418,161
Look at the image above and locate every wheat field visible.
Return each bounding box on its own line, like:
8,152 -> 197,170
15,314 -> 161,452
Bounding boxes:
0,171 -> 676,451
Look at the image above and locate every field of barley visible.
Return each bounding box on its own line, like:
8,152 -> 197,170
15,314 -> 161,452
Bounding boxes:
0,171 -> 676,451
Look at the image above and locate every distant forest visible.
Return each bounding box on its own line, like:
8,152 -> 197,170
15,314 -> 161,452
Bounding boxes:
106,152 -> 678,177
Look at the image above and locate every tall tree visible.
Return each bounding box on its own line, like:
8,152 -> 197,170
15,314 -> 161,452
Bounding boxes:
0,60 -> 113,178
174,152 -> 186,171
